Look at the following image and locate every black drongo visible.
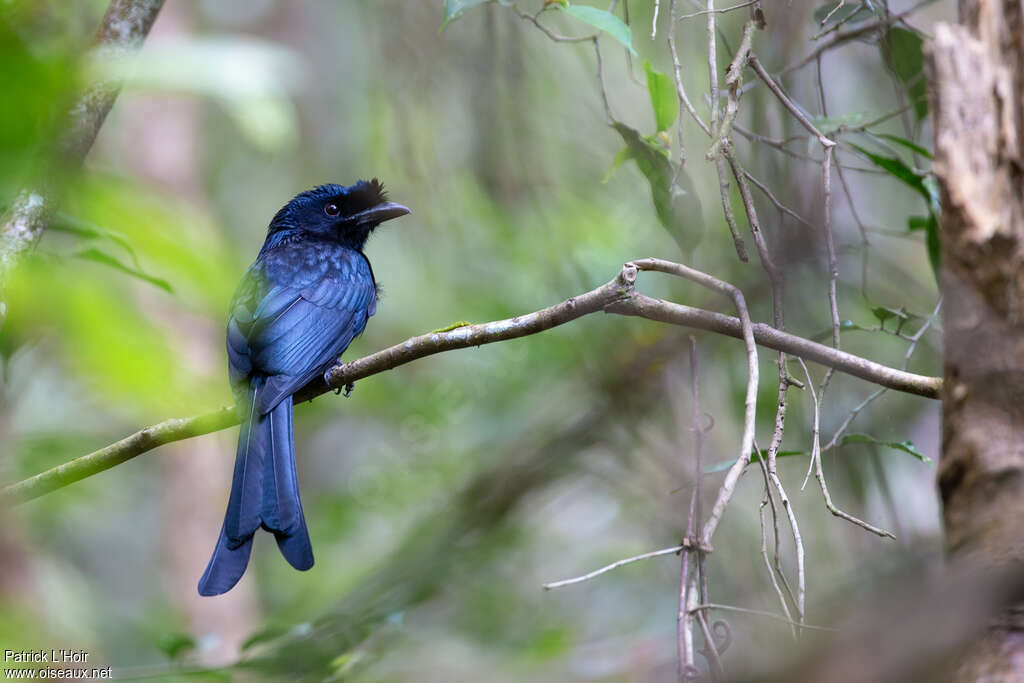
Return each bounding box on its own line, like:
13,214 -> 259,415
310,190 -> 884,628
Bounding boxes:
198,180 -> 409,596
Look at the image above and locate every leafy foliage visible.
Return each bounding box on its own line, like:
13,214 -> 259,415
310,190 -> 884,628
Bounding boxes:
559,3 -> 636,55
847,143 -> 928,202
644,61 -> 677,133
73,247 -> 173,293
608,122 -> 705,251
839,434 -> 932,464
874,133 -> 933,160
880,26 -> 928,120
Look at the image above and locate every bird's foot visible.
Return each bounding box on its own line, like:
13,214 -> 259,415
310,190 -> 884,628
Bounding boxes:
324,364 -> 355,397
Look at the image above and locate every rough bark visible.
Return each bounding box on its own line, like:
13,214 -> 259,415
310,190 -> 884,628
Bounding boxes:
931,0 -> 1024,678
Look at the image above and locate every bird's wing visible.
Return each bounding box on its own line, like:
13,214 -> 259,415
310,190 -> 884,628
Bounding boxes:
226,245 -> 376,413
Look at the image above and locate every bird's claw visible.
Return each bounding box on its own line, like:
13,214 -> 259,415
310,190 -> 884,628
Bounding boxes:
325,365 -> 351,396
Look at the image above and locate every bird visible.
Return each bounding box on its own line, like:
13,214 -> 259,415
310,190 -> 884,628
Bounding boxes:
198,180 -> 410,596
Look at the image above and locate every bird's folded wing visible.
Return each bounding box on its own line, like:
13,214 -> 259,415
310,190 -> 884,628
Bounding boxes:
227,253 -> 376,414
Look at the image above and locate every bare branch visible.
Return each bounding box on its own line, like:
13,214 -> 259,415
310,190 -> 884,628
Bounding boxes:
677,0 -> 759,21
749,55 -> 836,148
625,259 -> 760,547
777,0 -> 938,79
679,336 -> 707,679
544,545 -> 685,590
509,5 -> 594,43
1,260 -> 942,506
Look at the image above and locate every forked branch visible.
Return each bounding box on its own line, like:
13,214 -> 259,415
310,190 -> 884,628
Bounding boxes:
0,260 -> 941,506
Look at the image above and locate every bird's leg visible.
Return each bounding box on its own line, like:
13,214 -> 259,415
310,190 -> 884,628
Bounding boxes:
324,364 -> 356,397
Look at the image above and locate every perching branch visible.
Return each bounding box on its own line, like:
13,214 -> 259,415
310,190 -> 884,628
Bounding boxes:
0,260 -> 941,506
0,0 -> 166,325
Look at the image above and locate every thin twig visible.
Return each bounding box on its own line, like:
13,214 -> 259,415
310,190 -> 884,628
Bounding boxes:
707,19 -> 756,159
678,337 -> 709,679
797,358 -> 895,538
819,0 -> 847,26
713,156 -> 749,261
775,0 -> 938,78
593,37 -> 614,123
691,603 -> 837,632
722,147 -> 779,285
757,459 -> 797,636
668,0 -> 711,138
543,545 -> 685,590
629,259 -> 759,545
823,297 -> 941,451
743,170 -> 814,228
700,0 -> 752,262
695,608 -> 725,679
749,55 -> 836,148
677,0 -> 759,20
510,5 -> 595,43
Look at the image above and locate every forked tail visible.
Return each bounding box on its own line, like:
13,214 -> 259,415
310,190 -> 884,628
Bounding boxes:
198,383 -> 313,596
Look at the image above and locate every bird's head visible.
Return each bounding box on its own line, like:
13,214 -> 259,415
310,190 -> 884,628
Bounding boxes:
268,179 -> 410,249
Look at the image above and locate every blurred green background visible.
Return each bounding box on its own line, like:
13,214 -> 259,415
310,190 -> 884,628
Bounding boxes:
0,0 -> 951,680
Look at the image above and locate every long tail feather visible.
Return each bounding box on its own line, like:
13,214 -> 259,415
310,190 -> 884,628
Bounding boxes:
265,396 -> 313,570
197,525 -> 254,596
198,384 -> 313,596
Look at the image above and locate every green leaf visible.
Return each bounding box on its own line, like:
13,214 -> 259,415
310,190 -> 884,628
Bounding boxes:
440,0 -> 493,30
839,434 -> 932,464
810,112 -> 868,132
560,4 -> 636,55
241,624 -> 291,652
907,215 -> 930,231
156,632 -> 196,661
880,27 -> 927,119
813,1 -> 875,27
706,449 -> 806,474
50,213 -> 142,268
853,141 -> 940,280
848,143 -> 929,202
644,60 -> 677,132
874,133 -> 933,160
871,306 -> 905,323
611,122 -> 703,250
75,248 -> 173,293
812,319 -> 871,341
602,146 -> 632,183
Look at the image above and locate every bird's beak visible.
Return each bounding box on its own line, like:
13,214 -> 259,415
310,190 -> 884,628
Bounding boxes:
350,201 -> 411,227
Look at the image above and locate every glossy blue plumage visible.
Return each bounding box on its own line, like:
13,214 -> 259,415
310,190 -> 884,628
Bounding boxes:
199,181 -> 408,596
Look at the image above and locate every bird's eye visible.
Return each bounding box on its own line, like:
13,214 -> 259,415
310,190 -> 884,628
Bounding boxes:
324,202 -> 340,216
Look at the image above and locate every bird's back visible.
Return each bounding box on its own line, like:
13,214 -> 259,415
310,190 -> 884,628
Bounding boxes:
226,238 -> 377,412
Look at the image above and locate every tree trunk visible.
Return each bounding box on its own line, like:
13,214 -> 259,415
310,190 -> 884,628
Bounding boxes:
931,0 -> 1024,679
